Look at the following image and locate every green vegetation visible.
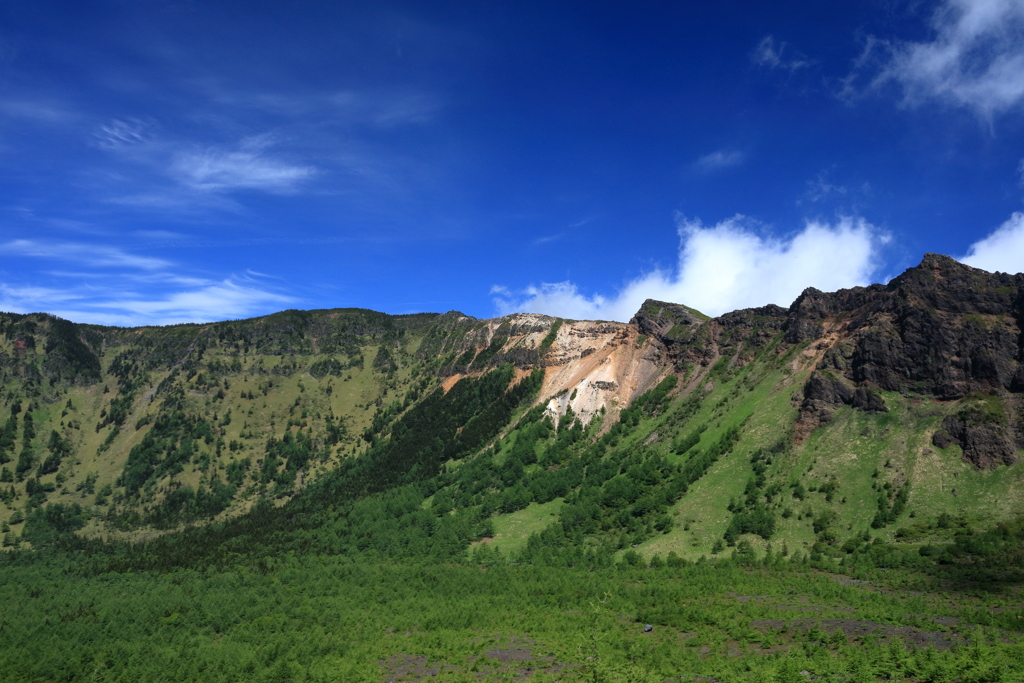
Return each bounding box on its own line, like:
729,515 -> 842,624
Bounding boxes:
1,523 -> 1023,682
1,304 -> 1023,680
537,318 -> 563,354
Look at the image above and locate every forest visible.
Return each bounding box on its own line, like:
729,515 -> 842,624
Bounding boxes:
2,363 -> 1022,682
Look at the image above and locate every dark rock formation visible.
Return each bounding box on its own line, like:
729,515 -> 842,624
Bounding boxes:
788,254 -> 1023,400
932,429 -> 953,450
780,254 -> 1024,461
630,299 -> 707,341
795,372 -> 888,441
937,394 -> 1022,468
941,414 -> 1018,468
627,255 -> 1023,466
632,299 -> 789,370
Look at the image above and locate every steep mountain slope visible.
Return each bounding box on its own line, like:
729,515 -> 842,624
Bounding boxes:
1,254 -> 1022,567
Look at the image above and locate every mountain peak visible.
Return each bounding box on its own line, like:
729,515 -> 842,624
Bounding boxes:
630,299 -> 709,339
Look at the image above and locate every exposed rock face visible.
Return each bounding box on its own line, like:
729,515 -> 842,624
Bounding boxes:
931,393 -> 1023,468
941,413 -> 1018,468
801,373 -> 888,413
625,255 -> 1022,465
425,313 -> 665,427
630,299 -> 706,340
632,298 -> 789,372
794,372 -> 888,441
792,254 -> 1023,399
771,254 -> 1024,462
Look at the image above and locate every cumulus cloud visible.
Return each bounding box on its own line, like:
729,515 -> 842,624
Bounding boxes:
861,0 -> 1024,118
493,215 -> 885,321
960,211 -> 1024,273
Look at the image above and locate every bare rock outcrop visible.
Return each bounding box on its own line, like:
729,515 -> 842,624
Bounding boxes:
794,372 -> 888,442
790,254 -> 1023,400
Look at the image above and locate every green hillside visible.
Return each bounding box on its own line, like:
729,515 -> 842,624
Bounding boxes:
2,255 -> 1024,681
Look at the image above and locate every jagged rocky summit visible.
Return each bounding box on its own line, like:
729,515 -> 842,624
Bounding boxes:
630,253 -> 1024,467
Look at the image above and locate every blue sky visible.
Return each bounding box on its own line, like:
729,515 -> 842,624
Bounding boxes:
2,0 -> 1024,326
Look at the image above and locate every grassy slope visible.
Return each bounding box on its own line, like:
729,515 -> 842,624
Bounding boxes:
1,329 -> 435,540
599,339 -> 1024,564
487,498 -> 564,555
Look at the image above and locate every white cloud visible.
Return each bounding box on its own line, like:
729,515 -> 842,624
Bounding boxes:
803,171 -> 848,203
752,36 -> 810,72
171,137 -> 315,192
0,236 -> 296,325
533,234 -> 563,246
867,0 -> 1024,118
133,229 -> 186,240
493,215 -> 885,321
90,278 -> 295,323
93,118 -> 153,149
960,211 -> 1024,273
0,275 -> 295,327
695,149 -> 745,172
0,284 -> 85,306
0,239 -> 171,270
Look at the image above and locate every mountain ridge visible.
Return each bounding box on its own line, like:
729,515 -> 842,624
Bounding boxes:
0,253 -> 1022,560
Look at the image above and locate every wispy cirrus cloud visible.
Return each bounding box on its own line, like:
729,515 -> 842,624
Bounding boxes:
0,237 -> 295,325
170,144 -> 315,193
694,149 -> 745,172
803,170 -> 848,203
532,233 -> 563,246
0,239 -> 172,270
89,118 -> 318,201
92,118 -> 154,150
331,89 -> 441,127
752,36 -> 810,73
846,0 -> 1024,119
0,275 -> 295,327
87,276 -> 295,325
0,99 -> 79,125
201,84 -> 442,127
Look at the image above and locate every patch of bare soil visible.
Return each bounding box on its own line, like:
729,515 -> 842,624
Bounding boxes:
378,654 -> 459,682
378,635 -> 574,682
750,618 -> 966,651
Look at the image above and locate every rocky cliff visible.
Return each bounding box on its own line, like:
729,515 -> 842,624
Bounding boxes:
630,254 -> 1024,467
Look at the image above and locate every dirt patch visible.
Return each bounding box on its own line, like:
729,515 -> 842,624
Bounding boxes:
484,648 -> 535,662
379,635 -> 574,682
442,374 -> 464,393
378,654 -> 458,682
751,618 -> 966,651
833,576 -> 875,589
